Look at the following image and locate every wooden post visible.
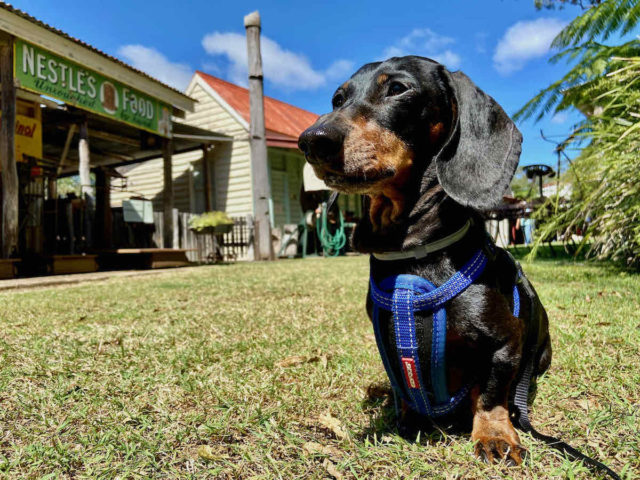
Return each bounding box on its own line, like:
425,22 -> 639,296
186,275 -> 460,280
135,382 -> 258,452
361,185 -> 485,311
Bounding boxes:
56,124 -> 77,175
47,178 -> 57,200
78,120 -> 93,249
201,144 -> 212,212
94,167 -> 112,249
162,137 -> 174,248
172,208 -> 179,249
78,121 -> 93,197
0,34 -> 18,258
245,11 -> 273,260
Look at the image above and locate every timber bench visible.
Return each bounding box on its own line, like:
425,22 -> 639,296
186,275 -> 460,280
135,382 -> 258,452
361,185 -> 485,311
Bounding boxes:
99,249 -> 191,270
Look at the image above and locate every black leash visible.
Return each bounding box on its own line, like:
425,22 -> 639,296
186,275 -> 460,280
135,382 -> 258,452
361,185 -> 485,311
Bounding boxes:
512,271 -> 622,480
512,360 -> 621,480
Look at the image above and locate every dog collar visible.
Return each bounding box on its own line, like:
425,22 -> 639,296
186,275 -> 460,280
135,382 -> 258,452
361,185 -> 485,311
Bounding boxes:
372,219 -> 472,261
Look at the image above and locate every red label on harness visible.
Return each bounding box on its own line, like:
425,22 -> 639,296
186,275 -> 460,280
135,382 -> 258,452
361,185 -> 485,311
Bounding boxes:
401,357 -> 420,389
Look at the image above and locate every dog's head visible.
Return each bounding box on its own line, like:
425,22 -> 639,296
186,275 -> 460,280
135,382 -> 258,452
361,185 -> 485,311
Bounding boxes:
298,56 -> 522,211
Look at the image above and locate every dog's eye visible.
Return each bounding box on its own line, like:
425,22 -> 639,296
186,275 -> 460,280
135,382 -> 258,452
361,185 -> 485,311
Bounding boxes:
332,94 -> 345,109
387,82 -> 408,96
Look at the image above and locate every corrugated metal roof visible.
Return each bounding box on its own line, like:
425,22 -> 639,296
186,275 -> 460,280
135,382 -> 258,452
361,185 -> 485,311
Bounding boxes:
0,2 -> 192,101
196,71 -> 318,143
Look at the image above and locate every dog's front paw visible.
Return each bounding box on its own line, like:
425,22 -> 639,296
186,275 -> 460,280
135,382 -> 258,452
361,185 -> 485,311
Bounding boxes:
471,408 -> 526,466
473,432 -> 527,466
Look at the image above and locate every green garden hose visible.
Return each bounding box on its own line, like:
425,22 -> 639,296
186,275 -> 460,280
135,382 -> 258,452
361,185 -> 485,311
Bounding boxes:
316,202 -> 346,257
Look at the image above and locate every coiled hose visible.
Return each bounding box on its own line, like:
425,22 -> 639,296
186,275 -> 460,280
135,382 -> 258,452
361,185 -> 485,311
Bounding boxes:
316,202 -> 346,257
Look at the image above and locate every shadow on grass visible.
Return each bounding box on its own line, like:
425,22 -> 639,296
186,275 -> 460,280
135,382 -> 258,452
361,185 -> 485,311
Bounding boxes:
358,383 -> 472,446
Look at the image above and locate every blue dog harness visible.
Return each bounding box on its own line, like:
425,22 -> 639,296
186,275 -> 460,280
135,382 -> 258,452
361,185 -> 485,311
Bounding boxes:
369,247 -> 520,418
367,236 -> 621,479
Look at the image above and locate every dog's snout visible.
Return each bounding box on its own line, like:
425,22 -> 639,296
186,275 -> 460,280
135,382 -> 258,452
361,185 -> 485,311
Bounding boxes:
298,125 -> 344,163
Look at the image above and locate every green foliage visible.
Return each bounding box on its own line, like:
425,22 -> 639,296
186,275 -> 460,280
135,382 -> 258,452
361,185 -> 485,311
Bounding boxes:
530,57 -> 640,267
515,39 -> 640,122
516,0 -> 640,123
521,0 -> 640,267
56,176 -> 81,196
188,211 -> 234,232
535,0 -> 602,10
510,170 -> 538,199
552,0 -> 640,47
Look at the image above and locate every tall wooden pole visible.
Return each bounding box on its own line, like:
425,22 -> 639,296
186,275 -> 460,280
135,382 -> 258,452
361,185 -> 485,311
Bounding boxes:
0,33 -> 18,258
78,120 -> 93,249
162,137 -> 174,248
244,11 -> 273,261
78,121 -> 93,198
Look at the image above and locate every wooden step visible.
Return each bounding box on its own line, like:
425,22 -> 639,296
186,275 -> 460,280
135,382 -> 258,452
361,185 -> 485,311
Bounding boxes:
51,255 -> 98,275
99,249 -> 191,270
0,259 -> 19,279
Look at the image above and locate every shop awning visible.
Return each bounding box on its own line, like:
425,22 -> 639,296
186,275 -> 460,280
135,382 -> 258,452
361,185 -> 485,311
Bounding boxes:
40,106 -> 231,175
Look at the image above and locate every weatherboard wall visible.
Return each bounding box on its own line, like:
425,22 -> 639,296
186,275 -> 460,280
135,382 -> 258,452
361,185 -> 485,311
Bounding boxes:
109,74 -> 321,227
110,150 -> 201,213
185,78 -> 253,217
111,78 -> 254,217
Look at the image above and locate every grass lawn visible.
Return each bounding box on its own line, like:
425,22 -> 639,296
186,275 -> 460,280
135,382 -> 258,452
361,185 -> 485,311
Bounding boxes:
0,255 -> 638,479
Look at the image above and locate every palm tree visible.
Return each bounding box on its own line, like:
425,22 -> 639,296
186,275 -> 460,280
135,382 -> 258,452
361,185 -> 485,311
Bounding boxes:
518,0 -> 640,267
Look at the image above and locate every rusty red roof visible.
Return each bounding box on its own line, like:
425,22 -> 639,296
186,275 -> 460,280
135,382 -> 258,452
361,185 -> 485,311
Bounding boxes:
0,2 -> 191,102
196,71 -> 318,147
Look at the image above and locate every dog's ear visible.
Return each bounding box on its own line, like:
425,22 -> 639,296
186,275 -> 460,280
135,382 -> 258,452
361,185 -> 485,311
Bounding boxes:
434,70 -> 522,209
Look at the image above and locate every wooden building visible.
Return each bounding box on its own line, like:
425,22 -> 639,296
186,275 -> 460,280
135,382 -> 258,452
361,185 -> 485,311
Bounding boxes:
0,4 -> 230,277
111,72 -> 363,238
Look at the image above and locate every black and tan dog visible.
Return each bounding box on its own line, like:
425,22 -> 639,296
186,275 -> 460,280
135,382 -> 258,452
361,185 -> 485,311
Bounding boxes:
299,56 -> 552,465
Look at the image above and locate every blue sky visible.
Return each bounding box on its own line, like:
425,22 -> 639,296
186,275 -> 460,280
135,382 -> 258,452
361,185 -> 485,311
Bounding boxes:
15,0 -> 588,169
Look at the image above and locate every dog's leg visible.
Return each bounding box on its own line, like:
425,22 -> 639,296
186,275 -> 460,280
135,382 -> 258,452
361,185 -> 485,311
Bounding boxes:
471,326 -> 526,466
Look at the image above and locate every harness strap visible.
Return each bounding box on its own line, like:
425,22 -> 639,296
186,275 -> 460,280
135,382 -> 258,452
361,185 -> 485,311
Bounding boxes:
370,249 -> 488,417
370,249 -> 488,312
392,286 -> 433,416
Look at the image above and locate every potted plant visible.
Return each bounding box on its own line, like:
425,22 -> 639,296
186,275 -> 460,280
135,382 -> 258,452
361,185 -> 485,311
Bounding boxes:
188,211 -> 235,234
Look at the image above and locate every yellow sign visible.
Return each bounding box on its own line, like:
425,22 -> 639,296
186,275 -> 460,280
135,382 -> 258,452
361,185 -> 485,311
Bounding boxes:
0,100 -> 43,163
16,100 -> 42,162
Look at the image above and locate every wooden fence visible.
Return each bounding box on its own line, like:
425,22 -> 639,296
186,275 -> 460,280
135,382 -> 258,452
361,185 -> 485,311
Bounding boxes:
113,209 -> 254,262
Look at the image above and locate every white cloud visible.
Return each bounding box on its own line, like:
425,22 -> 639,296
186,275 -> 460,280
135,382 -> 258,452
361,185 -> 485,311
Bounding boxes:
551,111 -> 568,124
201,32 -> 353,90
493,18 -> 566,75
324,59 -> 355,81
381,28 -> 462,69
117,45 -> 193,91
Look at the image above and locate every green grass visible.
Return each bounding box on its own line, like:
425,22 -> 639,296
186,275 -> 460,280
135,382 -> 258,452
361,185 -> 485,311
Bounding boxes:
0,256 -> 638,479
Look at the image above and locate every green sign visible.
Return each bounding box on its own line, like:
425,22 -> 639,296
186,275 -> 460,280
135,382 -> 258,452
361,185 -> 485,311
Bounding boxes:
14,39 -> 172,137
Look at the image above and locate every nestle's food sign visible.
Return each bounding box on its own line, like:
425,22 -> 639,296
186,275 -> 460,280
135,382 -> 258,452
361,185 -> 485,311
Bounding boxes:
14,39 -> 172,137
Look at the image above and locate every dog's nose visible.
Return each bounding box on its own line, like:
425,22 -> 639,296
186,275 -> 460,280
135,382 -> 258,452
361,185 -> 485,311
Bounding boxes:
298,125 -> 344,164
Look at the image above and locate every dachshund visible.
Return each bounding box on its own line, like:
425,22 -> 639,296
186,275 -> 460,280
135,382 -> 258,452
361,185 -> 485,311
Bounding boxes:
298,56 -> 552,466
